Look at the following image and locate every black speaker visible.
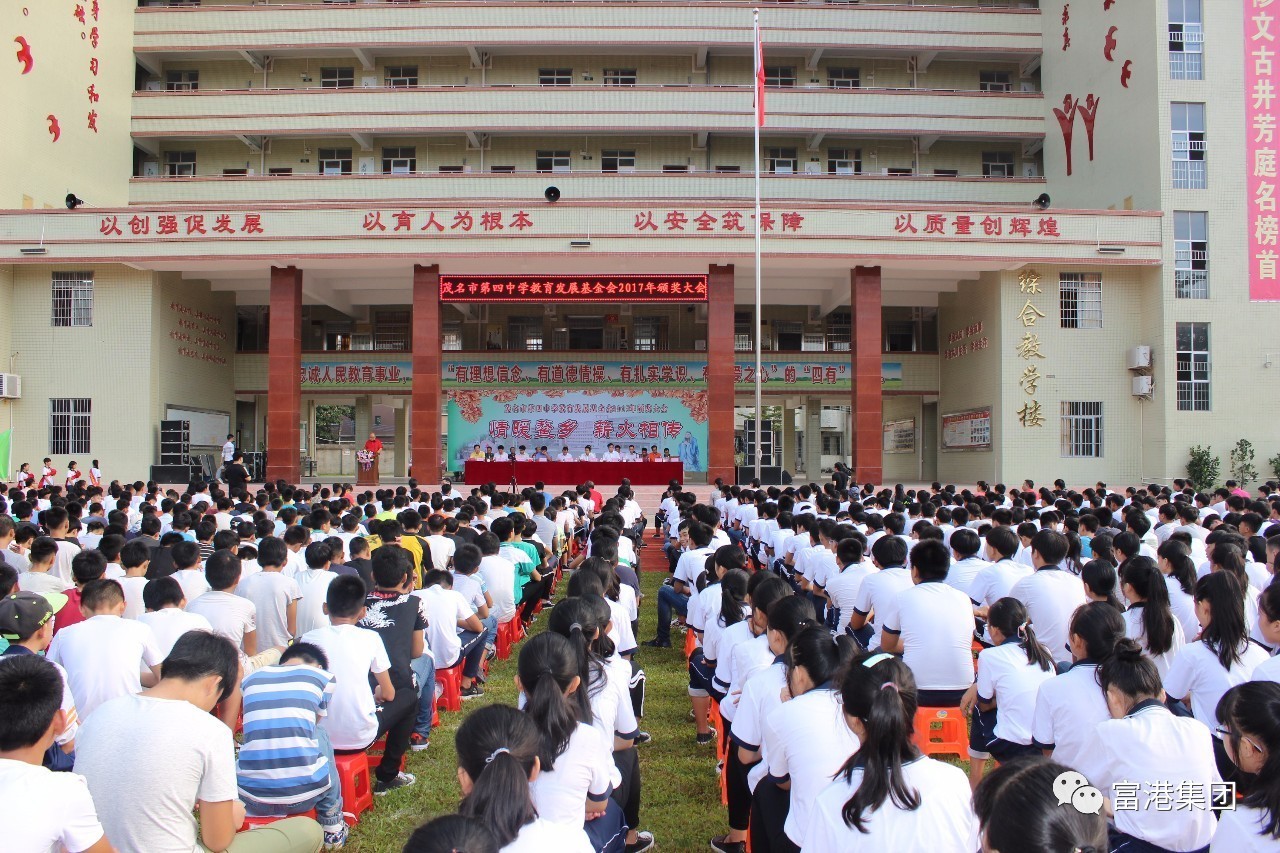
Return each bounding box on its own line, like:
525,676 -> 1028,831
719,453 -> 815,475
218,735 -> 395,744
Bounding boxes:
151,464 -> 197,483
1033,192 -> 1051,210
544,186 -> 561,202
736,466 -> 784,486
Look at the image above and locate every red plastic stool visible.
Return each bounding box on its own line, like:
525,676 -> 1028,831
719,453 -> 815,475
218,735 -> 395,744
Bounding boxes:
497,620 -> 517,661
683,627 -> 699,660
367,735 -> 406,772
241,809 -> 316,831
334,751 -> 374,825
436,662 -> 464,713
912,706 -> 968,759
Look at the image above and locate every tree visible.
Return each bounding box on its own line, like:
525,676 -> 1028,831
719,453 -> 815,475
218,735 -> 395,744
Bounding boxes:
315,404 -> 353,444
1269,452 -> 1280,484
1229,439 -> 1258,488
1186,445 -> 1220,493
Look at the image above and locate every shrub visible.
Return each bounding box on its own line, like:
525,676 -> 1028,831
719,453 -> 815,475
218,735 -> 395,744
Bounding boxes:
1229,439 -> 1258,488
1186,445 -> 1220,493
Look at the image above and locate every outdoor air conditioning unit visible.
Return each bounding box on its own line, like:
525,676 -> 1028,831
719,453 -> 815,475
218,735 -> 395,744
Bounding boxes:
1126,345 -> 1152,370
0,374 -> 21,399
1131,375 -> 1154,397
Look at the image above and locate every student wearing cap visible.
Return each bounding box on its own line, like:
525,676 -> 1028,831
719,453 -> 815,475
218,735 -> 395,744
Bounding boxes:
0,590 -> 79,771
0,655 -> 111,853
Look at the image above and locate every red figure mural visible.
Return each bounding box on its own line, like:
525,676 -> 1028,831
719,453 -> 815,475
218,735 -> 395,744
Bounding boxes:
1104,26 -> 1118,61
14,36 -> 32,74
1078,94 -> 1101,161
1053,95 -> 1080,176
1120,60 -> 1133,88
46,115 -> 60,142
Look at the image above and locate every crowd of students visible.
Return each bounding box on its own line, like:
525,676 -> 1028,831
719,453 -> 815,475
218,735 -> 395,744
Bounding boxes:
4,470 -> 1280,852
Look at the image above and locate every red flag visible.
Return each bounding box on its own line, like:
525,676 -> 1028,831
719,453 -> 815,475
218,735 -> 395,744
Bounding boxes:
754,14 -> 765,127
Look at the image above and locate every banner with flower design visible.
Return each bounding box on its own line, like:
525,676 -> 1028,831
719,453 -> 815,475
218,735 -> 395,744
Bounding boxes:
446,389 -> 709,472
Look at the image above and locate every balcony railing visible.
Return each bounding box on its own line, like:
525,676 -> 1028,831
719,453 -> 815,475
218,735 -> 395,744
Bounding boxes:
131,84 -> 1045,140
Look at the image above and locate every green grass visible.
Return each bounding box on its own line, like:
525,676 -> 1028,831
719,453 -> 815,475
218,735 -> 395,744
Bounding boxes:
345,569 -> 724,851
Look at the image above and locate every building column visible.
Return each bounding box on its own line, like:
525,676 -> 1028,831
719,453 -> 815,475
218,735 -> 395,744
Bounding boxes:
851,266 -> 883,485
266,266 -> 302,483
781,398 -> 796,474
804,397 -> 822,478
394,403 -> 409,478
412,264 -> 442,484
706,264 -> 735,484
353,396 -> 373,448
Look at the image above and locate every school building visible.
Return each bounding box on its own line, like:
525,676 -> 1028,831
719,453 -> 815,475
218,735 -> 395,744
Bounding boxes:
0,0 -> 1275,487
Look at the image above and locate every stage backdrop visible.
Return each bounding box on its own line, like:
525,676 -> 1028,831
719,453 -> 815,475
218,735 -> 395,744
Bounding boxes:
446,389 -> 708,472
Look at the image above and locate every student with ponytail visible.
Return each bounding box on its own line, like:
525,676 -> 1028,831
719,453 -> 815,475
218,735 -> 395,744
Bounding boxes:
517,633 -> 624,852
802,653 -> 978,849
1032,602 -> 1125,770
753,628 -> 858,851
1213,681 -> 1280,850
1076,639 -> 1218,853
962,596 -> 1057,788
454,705 -> 592,853
1121,556 -> 1185,679
1080,559 -> 1125,613
1157,539 -> 1201,645
1254,582 -> 1280,682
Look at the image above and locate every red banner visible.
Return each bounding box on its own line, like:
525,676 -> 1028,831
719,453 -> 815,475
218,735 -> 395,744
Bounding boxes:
1247,1 -> 1279,300
439,274 -> 709,303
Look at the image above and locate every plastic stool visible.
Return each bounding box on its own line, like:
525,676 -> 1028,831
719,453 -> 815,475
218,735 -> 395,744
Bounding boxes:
436,662 -> 464,713
334,751 -> 374,825
912,706 -> 968,758
367,735 -> 406,772
497,620 -> 517,661
709,700 -> 726,764
683,627 -> 698,660
241,809 -> 316,831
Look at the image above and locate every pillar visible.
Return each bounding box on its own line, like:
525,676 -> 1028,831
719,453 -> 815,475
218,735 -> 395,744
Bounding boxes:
851,266 -> 883,485
353,396 -> 373,449
412,264 -> 443,484
804,397 -> 822,478
706,264 -> 735,484
781,398 -> 796,474
266,266 -> 302,483
394,404 -> 409,478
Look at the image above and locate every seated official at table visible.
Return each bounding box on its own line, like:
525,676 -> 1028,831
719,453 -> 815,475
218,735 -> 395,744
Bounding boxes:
558,446 -> 574,462
532,447 -> 550,461
604,445 -> 622,462
580,445 -> 599,462
515,446 -> 530,461
469,445 -> 486,461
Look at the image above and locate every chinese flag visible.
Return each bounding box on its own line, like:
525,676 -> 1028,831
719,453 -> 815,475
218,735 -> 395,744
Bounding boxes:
754,14 -> 765,127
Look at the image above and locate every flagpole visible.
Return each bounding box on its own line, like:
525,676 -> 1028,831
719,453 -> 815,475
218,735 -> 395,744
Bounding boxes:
753,7 -> 763,484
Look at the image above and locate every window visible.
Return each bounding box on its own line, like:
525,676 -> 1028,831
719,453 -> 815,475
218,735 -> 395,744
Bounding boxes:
982,151 -> 1015,177
236,306 -> 269,351
165,70 -> 199,91
318,148 -> 353,175
1174,211 -> 1209,298
382,146 -> 416,174
1171,102 -> 1207,189
268,167 -> 293,176
601,150 -> 636,173
979,71 -> 1012,92
538,68 -> 572,86
632,317 -> 666,351
164,150 -> 196,177
764,67 -> 796,87
765,147 -> 798,174
441,324 -> 463,351
1169,0 -> 1204,80
881,307 -> 937,352
385,66 -> 419,88
603,68 -> 637,86
50,399 -> 91,455
535,150 -> 571,173
715,165 -> 741,174
508,317 -> 544,351
827,67 -> 860,88
1059,273 -> 1103,329
1060,402 -> 1103,458
822,433 -> 844,456
826,311 -> 851,352
320,67 -> 355,89
51,272 -> 93,327
827,148 -> 861,174
1176,322 -> 1211,411
372,309 -> 410,351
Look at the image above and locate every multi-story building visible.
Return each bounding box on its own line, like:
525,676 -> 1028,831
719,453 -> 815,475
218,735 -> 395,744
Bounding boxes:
0,0 -> 1272,487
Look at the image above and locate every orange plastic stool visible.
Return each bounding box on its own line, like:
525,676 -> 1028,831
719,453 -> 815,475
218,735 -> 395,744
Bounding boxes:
436,662 -> 464,713
497,619 -> 517,661
912,706 -> 968,758
683,627 -> 698,660
241,809 -> 316,831
334,751 -> 374,825
367,735 -> 406,772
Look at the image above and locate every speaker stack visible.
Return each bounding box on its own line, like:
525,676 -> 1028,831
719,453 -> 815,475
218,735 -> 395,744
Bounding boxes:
151,420 -> 196,483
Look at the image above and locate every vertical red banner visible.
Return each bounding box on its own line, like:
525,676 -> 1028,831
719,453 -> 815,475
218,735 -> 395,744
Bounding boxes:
1247,0 -> 1280,300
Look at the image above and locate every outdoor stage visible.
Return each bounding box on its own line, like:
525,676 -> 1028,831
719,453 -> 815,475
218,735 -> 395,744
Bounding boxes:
462,460 -> 684,487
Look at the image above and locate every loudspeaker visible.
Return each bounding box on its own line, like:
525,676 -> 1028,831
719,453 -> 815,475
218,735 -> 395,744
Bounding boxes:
544,186 -> 561,202
151,464 -> 197,483
736,465 -> 784,486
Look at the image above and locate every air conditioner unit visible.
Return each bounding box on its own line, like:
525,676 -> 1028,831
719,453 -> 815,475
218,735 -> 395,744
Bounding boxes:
1126,345 -> 1152,370
0,374 -> 21,399
1131,375 -> 1154,396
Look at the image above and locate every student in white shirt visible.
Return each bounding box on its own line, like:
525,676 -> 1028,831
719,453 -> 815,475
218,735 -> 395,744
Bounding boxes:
454,703 -> 594,853
945,528 -> 990,594
803,652 -> 979,851
880,540 -> 976,707
1031,601 -> 1126,770
754,628 -> 859,851
824,537 -> 876,640
1255,583 -> 1280,684
47,579 -> 165,719
138,577 -> 214,659
477,534 -> 518,625
971,759 -> 1108,853
961,596 -> 1057,787
1212,681 -> 1280,852
1120,557 -> 1186,681
1010,530 -> 1087,666
1076,639 -> 1219,853
415,569 -> 486,696
187,550 -> 283,672
238,536 -> 301,650
292,541 -> 338,639
847,536 -> 912,653
1157,539 -> 1203,644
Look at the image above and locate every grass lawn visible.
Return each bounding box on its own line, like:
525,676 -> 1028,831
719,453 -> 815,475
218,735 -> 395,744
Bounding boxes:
344,568 -> 724,852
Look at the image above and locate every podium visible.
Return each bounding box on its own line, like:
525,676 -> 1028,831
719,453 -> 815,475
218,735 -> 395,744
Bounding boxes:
357,452 -> 380,487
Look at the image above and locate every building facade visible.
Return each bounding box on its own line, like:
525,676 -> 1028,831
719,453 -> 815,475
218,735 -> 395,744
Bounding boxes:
0,0 -> 1273,487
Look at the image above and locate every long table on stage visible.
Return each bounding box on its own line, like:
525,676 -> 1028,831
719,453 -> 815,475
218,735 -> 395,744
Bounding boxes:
463,460 -> 683,486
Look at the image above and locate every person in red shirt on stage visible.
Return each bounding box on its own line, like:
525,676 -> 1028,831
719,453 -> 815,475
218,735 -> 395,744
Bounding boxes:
364,433 -> 383,455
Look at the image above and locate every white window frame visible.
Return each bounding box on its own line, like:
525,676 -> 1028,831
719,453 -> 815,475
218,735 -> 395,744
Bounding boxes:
765,147 -> 798,174
1176,322 -> 1211,411
382,146 -> 417,174
50,398 -> 91,455
164,150 -> 196,177
1060,273 -> 1103,330
981,151 -> 1015,177
827,67 -> 860,88
1171,102 -> 1207,189
979,71 -> 1012,92
603,68 -> 637,86
764,67 -> 796,88
1060,402 -> 1103,458
165,70 -> 199,91
1174,211 -> 1209,298
1168,0 -> 1204,81
601,150 -> 637,173
51,271 -> 93,328
320,67 -> 355,89
441,324 -> 463,351
538,68 -> 573,86
318,148 -> 353,176
535,150 -> 572,173
827,147 -> 861,175
385,66 -> 419,88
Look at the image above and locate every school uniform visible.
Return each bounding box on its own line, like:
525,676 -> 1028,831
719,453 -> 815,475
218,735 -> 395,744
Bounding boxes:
802,757 -> 979,852
1211,805 -> 1280,852
968,641 -> 1056,761
824,561 -> 877,636
687,583 -> 722,699
880,579 -> 975,705
711,618 -> 755,700
731,658 -> 786,792
1075,699 -> 1219,853
1123,605 -> 1187,681
851,566 -> 912,651
967,559 -> 1032,608
1164,639 -> 1272,727
1165,575 -> 1202,646
529,722 -> 618,828
1252,653 -> 1280,684
945,555 -> 990,595
721,632 -> 773,723
1010,566 -> 1087,666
